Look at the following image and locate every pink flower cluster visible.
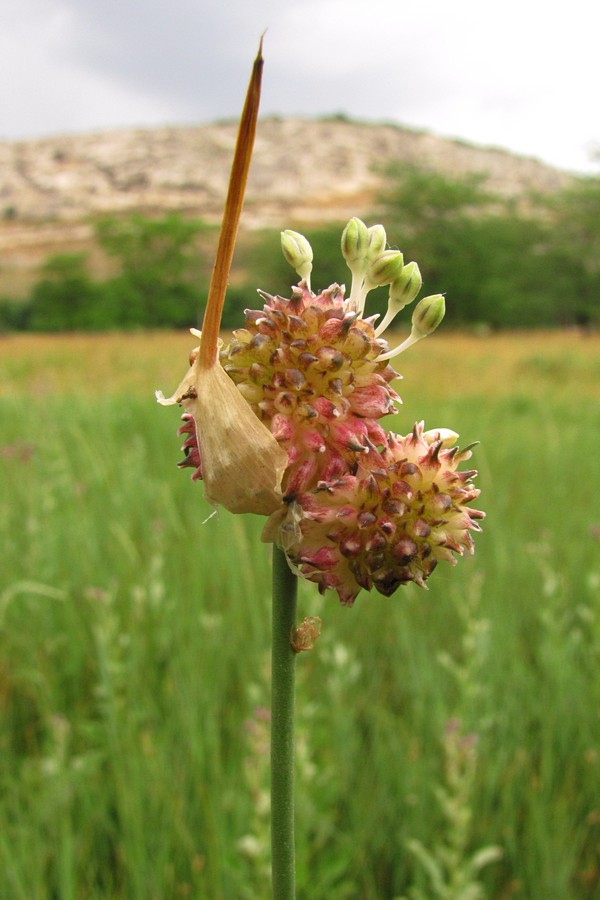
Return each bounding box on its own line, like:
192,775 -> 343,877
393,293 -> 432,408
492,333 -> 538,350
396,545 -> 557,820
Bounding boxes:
174,220 -> 484,604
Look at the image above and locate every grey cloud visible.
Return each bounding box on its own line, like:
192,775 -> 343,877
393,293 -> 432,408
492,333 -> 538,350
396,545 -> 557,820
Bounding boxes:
0,0 -> 597,172
54,0 -> 292,118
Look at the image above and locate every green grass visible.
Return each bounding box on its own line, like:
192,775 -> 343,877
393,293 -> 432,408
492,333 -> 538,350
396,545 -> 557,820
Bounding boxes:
1,332 -> 600,898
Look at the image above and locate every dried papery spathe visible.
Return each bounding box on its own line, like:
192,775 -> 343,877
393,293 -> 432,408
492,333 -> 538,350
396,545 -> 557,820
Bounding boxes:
157,38 -> 287,516
157,347 -> 287,515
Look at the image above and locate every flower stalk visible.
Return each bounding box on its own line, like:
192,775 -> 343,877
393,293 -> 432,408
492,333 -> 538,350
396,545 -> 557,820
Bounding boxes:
270,546 -> 298,900
159,40 -> 485,900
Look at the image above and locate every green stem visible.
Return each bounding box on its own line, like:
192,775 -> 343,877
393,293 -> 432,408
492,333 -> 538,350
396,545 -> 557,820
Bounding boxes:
271,545 -> 298,900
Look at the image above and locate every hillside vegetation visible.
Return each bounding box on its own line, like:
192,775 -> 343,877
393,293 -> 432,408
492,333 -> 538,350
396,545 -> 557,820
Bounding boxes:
0,116 -> 571,292
0,118 -> 598,331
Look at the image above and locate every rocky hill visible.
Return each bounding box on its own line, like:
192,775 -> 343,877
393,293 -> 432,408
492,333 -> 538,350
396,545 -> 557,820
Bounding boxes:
0,117 -> 573,295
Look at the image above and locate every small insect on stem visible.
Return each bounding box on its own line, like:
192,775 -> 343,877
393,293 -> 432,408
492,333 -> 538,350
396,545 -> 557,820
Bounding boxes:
290,616 -> 323,653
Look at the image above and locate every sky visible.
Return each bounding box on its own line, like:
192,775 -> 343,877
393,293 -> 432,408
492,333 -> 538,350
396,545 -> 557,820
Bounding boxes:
1,0 -> 599,174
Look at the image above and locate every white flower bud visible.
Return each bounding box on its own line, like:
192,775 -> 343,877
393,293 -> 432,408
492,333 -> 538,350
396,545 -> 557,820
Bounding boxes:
365,250 -> 404,289
341,217 -> 370,265
366,224 -> 387,260
422,427 -> 459,447
411,294 -> 445,338
375,262 -> 423,337
378,294 -> 446,361
390,262 -> 422,309
281,230 -> 313,286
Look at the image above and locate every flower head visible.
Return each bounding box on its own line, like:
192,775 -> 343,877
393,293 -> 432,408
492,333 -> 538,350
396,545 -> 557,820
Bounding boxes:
221,280 -> 400,495
267,422 -> 484,605
161,206 -> 484,601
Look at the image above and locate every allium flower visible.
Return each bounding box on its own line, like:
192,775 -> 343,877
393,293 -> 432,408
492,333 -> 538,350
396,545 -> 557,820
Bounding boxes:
266,423 -> 485,605
220,282 -> 400,495
162,208 -> 483,602
173,220 -> 447,499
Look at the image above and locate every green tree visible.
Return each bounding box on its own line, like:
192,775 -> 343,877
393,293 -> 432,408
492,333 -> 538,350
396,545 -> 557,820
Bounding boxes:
95,213 -> 208,327
375,165 -> 494,324
375,164 -> 561,328
540,175 -> 600,326
28,253 -> 99,331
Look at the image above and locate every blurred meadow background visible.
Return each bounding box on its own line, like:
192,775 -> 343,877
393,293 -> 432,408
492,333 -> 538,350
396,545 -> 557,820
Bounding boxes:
3,3 -> 600,895
2,105 -> 600,900
1,319 -> 600,898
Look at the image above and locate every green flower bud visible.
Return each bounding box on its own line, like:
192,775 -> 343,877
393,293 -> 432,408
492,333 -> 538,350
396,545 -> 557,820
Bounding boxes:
389,261 -> 422,309
365,250 -> 404,289
341,217 -> 370,265
366,224 -> 387,260
281,230 -> 313,284
374,262 -> 423,337
411,294 -> 445,338
378,292 -> 446,360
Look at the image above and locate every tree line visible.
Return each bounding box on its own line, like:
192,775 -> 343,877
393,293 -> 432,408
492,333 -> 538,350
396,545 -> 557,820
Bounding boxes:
1,165 -> 599,332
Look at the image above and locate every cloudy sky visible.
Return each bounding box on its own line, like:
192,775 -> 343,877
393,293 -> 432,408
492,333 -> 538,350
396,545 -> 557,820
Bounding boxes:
2,0 -> 599,173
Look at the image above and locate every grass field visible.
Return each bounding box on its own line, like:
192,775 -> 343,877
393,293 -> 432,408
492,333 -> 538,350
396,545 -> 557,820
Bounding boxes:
1,329 -> 600,899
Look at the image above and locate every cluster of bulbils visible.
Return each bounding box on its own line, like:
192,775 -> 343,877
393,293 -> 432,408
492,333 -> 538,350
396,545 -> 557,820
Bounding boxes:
169,218 -> 484,605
